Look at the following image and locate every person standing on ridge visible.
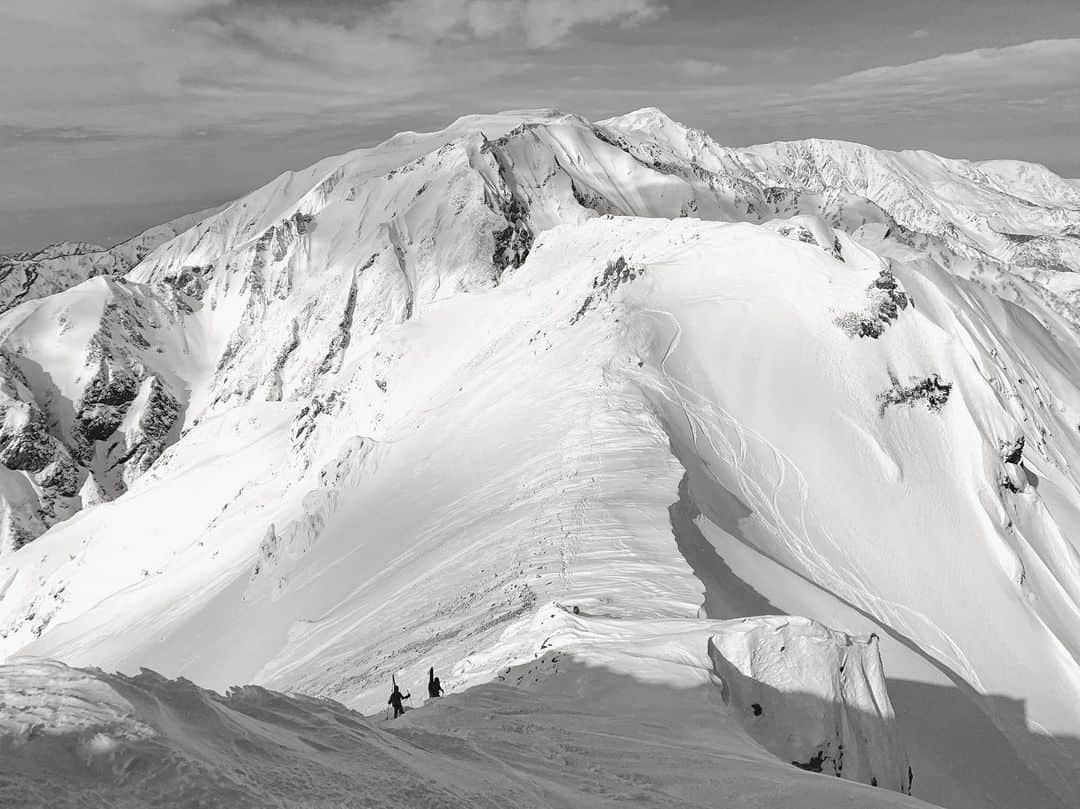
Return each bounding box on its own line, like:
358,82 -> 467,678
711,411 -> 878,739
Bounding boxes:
428,667 -> 444,698
388,682 -> 410,719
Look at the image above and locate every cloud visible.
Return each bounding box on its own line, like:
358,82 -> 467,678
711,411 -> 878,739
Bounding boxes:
811,38 -> 1080,102
908,29 -> 929,40
380,0 -> 665,49
676,59 -> 729,78
708,37 -> 1080,127
515,0 -> 664,49
0,0 -> 665,138
0,125 -> 123,147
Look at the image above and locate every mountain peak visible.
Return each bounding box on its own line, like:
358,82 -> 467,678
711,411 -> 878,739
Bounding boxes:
600,105 -> 687,135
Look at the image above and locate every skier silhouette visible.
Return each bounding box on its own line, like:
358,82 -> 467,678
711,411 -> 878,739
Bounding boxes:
388,681 -> 410,719
427,667 -> 444,698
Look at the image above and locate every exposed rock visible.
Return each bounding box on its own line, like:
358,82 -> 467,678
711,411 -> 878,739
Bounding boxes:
999,435 -> 1029,493
481,137 -> 534,280
777,223 -> 819,246
161,264 -> 212,300
491,194 -> 532,278
0,405 -> 59,473
835,267 -> 910,339
75,356 -> 140,448
0,288 -> 187,553
292,392 -> 341,449
118,377 -> 181,480
316,271 -> 361,377
877,373 -> 951,416
1000,435 -> 1025,466
570,256 -> 644,325
571,180 -> 621,217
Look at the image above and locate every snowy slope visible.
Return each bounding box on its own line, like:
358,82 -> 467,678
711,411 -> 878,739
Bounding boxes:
732,135 -> 1080,276
0,656 -> 941,809
1,108 -> 1080,808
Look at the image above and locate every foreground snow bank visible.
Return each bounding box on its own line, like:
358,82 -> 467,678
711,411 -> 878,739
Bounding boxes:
0,656 -> 938,809
0,658 -> 155,743
709,616 -> 912,794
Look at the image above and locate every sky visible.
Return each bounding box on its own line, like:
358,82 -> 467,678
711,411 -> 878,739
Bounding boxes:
2,0 -> 1078,252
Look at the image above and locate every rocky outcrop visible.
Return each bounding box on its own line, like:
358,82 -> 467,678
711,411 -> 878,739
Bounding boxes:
878,373 -> 951,416
109,376 -> 181,486
160,264 -> 212,301
0,280 -> 188,553
74,353 -> 140,449
570,256 -> 644,325
0,353 -> 81,552
480,135 -> 534,279
835,267 -> 911,339
72,347 -> 183,500
1000,434 -> 1030,494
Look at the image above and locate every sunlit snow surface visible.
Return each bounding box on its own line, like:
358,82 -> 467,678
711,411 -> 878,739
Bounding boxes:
1,108 -> 1080,808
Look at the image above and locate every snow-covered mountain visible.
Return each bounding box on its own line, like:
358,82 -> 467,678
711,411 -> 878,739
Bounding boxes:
2,107 -> 1080,808
0,207 -> 220,316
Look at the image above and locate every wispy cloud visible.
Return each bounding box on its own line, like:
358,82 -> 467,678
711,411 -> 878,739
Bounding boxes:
705,37 -> 1080,127
676,59 -> 729,78
0,0 -> 666,138
0,125 -> 124,147
380,0 -> 665,49
807,38 -> 1080,104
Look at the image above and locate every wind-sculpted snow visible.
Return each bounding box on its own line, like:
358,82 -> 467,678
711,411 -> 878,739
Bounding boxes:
1,108 -> 1080,808
0,656 -> 942,809
708,616 -> 911,792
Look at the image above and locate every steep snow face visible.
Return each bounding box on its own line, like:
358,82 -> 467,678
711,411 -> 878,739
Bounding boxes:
708,616 -> 911,792
1,108 -> 1080,808
120,112 -> 595,423
0,278 -> 194,551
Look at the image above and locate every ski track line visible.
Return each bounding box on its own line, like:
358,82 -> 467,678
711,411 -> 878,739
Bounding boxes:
640,304 -> 984,690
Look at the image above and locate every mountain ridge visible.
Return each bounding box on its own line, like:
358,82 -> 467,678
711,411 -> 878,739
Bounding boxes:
1,106 -> 1080,808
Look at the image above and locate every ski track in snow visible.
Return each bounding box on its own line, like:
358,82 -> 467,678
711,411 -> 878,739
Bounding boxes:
641,302 -> 984,690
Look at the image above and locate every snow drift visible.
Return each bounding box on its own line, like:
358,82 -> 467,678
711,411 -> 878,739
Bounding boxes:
0,656 -> 938,809
708,616 -> 911,793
